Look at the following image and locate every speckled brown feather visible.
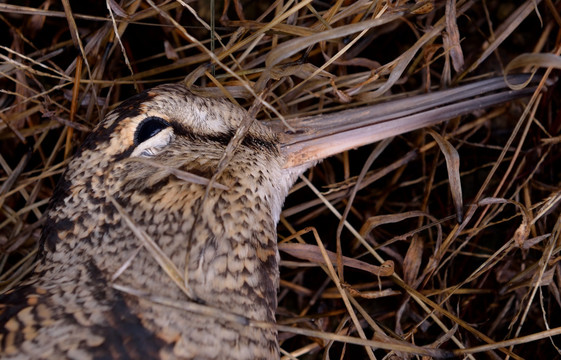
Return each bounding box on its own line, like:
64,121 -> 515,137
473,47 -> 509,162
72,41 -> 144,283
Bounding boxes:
0,84 -> 305,359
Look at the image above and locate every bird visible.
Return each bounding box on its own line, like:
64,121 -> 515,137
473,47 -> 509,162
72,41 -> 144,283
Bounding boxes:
0,84 -> 305,359
0,76 -> 536,359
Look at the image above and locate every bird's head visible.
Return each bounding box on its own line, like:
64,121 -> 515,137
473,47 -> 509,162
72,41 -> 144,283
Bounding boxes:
58,84 -> 295,208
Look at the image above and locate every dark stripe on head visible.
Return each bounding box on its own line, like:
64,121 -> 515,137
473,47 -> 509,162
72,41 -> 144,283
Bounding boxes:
170,122 -> 278,154
78,90 -> 156,155
113,90 -> 157,123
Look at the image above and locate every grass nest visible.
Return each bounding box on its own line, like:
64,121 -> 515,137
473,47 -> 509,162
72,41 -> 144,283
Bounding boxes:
1,1 -> 561,358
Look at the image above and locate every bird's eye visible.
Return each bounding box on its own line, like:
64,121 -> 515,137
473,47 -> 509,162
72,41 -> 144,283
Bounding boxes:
134,116 -> 171,145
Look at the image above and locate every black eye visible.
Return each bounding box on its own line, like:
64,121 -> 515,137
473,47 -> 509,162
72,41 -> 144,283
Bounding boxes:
134,116 -> 170,145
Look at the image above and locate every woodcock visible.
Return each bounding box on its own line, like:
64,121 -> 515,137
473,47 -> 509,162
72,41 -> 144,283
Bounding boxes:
0,76 -> 537,359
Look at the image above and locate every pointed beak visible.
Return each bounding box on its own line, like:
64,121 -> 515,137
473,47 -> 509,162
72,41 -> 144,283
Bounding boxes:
272,75 -> 540,168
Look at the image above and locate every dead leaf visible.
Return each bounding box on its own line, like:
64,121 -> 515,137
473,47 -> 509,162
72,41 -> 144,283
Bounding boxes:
279,243 -> 394,277
427,129 -> 463,222
403,236 -> 423,286
445,0 -> 464,72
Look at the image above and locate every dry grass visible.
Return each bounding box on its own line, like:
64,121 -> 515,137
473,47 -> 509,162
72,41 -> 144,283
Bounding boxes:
1,0 -> 561,358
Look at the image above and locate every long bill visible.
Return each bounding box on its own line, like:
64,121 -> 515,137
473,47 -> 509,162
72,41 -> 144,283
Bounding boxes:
273,74 -> 541,168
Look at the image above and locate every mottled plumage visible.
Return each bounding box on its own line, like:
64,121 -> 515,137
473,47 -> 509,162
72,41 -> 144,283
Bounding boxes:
0,84 -> 304,359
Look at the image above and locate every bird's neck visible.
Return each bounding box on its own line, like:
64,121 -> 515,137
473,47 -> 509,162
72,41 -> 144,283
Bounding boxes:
38,151 -> 303,324
183,157 -> 302,322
